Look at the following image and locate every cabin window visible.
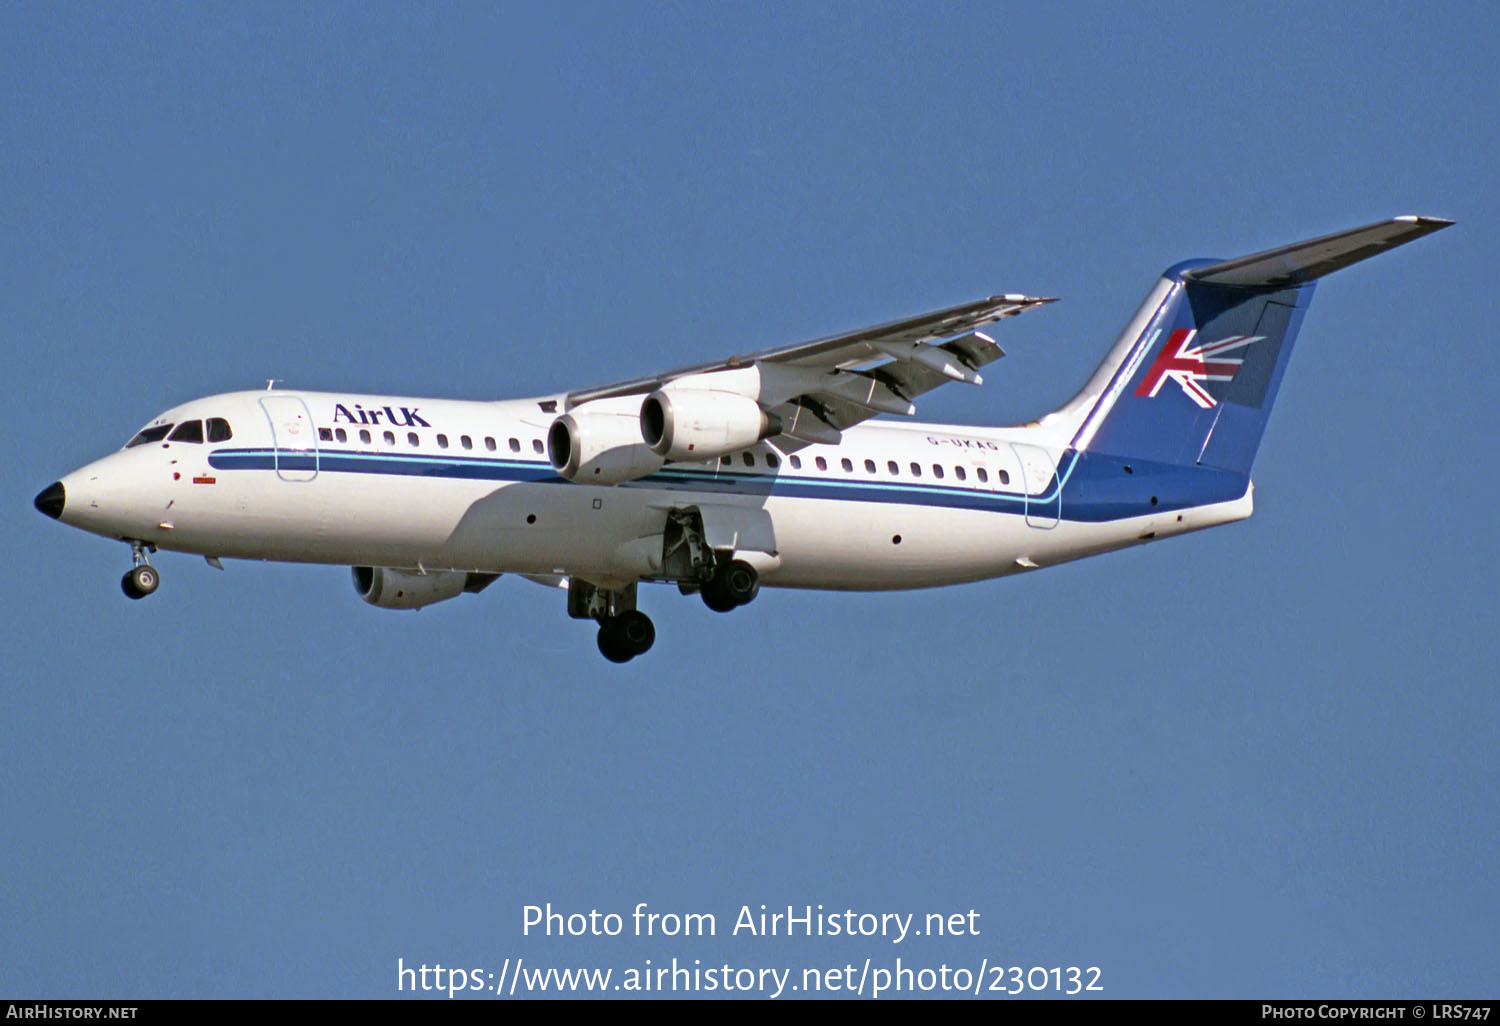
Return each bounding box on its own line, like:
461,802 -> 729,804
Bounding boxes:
998,469 -> 1010,486
317,427 -> 333,442
766,453 -> 779,468
888,460 -> 899,475
864,459 -> 876,474
789,455 -> 802,470
742,452 -> 754,467
954,466 -> 966,481
206,418 -> 233,442
532,439 -> 543,454
408,432 -> 420,447
840,457 -> 853,472
815,456 -> 828,471
932,464 -> 944,479
509,438 -> 521,453
167,420 -> 203,443
485,436 -> 496,451
461,435 -> 473,450
976,467 -> 988,483
359,429 -> 372,444
910,462 -> 922,477
434,434 -> 447,449
383,430 -> 395,445
334,428 -> 347,443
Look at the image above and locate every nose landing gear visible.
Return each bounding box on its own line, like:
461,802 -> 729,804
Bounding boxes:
121,541 -> 160,600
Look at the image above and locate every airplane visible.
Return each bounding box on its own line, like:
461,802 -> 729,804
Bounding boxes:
34,216 -> 1451,662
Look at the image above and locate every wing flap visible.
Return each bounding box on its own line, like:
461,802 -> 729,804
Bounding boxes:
873,330 -> 1004,400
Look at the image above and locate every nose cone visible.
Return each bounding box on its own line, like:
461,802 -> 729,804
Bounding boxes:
34,481 -> 65,519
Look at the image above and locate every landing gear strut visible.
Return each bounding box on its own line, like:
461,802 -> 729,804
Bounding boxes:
121,541 -> 159,600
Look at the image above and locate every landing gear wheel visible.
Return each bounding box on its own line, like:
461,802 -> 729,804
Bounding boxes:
597,626 -> 632,663
722,560 -> 759,605
613,610 -> 655,656
701,580 -> 737,613
597,610 -> 655,663
122,564 -> 159,600
702,559 -> 758,612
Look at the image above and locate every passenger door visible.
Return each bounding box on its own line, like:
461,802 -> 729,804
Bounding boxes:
258,395 -> 319,481
1009,442 -> 1059,529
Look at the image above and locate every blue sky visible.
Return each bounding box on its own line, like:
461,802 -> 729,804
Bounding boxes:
4,1 -> 1496,999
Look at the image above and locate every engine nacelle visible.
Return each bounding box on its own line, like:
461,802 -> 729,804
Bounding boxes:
640,389 -> 779,461
548,404 -> 666,484
352,566 -> 493,610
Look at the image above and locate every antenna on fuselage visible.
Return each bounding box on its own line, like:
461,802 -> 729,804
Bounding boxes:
265,379 -> 280,391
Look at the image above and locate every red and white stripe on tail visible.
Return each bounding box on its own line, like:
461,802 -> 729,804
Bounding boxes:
1134,330 -> 1264,409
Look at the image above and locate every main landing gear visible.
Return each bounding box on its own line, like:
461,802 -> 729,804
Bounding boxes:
660,510 -> 760,615
699,558 -> 759,613
121,541 -> 160,600
596,609 -> 655,664
568,579 -> 655,664
569,509 -> 763,661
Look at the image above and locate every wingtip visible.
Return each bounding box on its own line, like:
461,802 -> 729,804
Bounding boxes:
1395,214 -> 1456,228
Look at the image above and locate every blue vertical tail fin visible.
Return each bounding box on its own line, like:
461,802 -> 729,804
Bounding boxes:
1061,216 -> 1451,475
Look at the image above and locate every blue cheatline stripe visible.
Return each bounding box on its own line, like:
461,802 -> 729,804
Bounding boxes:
209,446 -> 1065,505
206,446 -> 1198,520
211,448 -> 562,482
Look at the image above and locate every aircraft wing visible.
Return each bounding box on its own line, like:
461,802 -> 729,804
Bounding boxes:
564,293 -> 1056,442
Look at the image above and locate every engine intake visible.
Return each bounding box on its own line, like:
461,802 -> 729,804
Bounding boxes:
640,389 -> 779,461
547,404 -> 665,484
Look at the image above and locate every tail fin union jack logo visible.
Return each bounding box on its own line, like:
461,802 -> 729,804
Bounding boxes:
1134,329 -> 1265,409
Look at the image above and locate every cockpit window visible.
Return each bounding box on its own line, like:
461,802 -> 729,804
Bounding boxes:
126,424 -> 173,448
206,418 -> 232,442
168,420 -> 204,444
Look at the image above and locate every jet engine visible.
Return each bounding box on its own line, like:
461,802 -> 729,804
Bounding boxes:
640,388 -> 779,461
547,402 -> 666,484
351,566 -> 497,610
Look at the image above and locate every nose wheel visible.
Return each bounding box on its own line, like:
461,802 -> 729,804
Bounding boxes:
121,541 -> 160,600
122,565 -> 160,599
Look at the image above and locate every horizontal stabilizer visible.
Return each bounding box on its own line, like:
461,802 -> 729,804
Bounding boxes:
1182,216 -> 1453,288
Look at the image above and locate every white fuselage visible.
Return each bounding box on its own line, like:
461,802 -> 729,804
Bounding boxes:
53,389 -> 1251,593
